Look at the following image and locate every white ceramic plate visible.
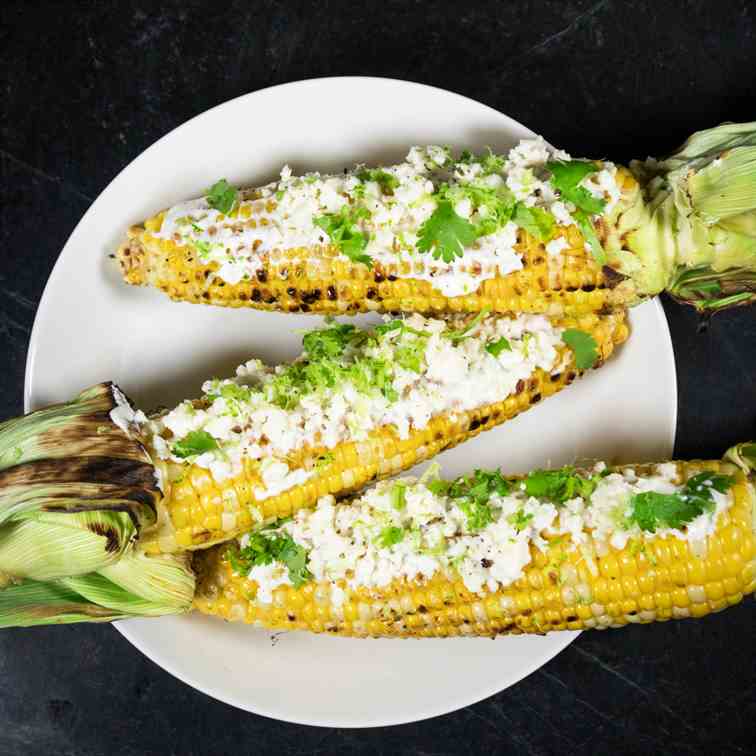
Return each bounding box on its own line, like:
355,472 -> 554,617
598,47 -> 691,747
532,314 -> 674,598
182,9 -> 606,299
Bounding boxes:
25,77 -> 676,727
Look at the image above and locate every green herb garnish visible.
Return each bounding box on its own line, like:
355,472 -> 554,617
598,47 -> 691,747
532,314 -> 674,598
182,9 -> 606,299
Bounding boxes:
485,336 -> 512,357
192,239 -> 214,260
378,526 -> 405,548
445,469 -> 512,530
524,466 -> 598,505
562,328 -> 599,369
546,160 -> 607,262
356,169 -> 399,194
507,509 -> 534,531
171,430 -> 218,459
546,161 -> 606,215
314,207 -> 373,267
206,179 -> 238,214
417,201 -> 478,263
229,531 -> 312,588
628,472 -> 734,532
444,307 -> 491,342
458,497 -> 495,531
302,322 -> 361,360
513,204 -> 556,242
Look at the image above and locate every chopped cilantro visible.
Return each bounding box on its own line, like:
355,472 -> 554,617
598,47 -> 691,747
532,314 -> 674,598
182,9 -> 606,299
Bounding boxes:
513,204 -> 555,242
314,207 -> 373,267
356,168 -> 399,194
192,239 -> 214,260
390,483 -> 407,511
458,497 -> 495,531
444,307 -> 491,342
229,531 -> 312,587
378,525 -> 405,548
507,509 -> 534,531
395,339 -> 427,373
485,336 -> 512,357
546,160 -> 606,215
524,466 -> 598,505
437,183 -> 515,239
574,210 -> 607,264
562,329 -> 599,370
171,430 -> 218,458
417,201 -> 478,263
206,179 -> 238,214
546,160 -> 607,263
302,322 -> 361,360
628,471 -> 734,532
480,148 -> 506,175
443,468 -> 512,531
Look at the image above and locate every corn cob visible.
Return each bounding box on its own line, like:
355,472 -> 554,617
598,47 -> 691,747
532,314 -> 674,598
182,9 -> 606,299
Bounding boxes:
117,123 -> 756,316
193,458 -> 756,637
139,311 -> 629,553
119,215 -> 634,318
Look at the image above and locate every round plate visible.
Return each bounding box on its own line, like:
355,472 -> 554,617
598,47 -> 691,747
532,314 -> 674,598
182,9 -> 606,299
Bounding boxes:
25,77 -> 676,727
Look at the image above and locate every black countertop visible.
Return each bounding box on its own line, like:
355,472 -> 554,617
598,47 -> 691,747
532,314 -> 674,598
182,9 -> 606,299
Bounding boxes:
1,1 -> 754,753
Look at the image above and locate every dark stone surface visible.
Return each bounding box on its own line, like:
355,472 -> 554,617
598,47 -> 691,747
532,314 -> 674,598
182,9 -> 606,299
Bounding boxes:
1,1 -> 754,753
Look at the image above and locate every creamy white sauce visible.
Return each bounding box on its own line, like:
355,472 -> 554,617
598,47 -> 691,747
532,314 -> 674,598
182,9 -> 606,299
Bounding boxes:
153,140 -> 621,296
240,464 -> 733,603
141,313 -> 564,499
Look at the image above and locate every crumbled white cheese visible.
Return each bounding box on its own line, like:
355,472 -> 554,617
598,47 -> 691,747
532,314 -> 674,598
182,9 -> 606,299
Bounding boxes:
242,466 -> 734,604
154,139 -> 621,296
141,314 -> 564,500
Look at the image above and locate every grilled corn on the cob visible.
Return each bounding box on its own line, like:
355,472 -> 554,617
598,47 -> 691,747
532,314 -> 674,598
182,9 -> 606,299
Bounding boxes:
193,454 -> 756,637
118,123 -> 756,315
136,311 -> 628,553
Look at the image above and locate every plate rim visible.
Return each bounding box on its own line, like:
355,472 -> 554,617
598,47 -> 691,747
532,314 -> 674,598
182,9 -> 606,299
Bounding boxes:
23,76 -> 677,727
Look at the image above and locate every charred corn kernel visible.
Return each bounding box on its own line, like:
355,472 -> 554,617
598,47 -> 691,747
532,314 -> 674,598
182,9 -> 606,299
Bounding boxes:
193,462 -> 755,637
140,310 -> 628,554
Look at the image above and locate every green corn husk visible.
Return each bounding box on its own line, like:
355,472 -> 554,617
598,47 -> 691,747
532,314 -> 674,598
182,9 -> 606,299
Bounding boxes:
606,122 -> 756,312
725,441 -> 756,476
0,383 -> 194,626
0,551 -> 194,628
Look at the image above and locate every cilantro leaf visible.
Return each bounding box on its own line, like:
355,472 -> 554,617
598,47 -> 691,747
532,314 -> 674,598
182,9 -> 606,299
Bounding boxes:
314,208 -> 373,267
507,509 -> 534,531
206,179 -> 238,214
513,204 -> 556,242
546,161 -> 606,215
417,201 -> 478,263
546,160 -> 608,263
378,525 -> 405,548
444,468 -> 512,531
171,430 -> 218,458
524,467 -> 597,505
485,336 -> 512,357
574,209 -> 607,265
562,329 -> 599,369
480,148 -> 506,175
229,531 -> 312,587
356,169 -> 399,194
444,307 -> 491,342
628,471 -> 734,532
458,497 -> 495,531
